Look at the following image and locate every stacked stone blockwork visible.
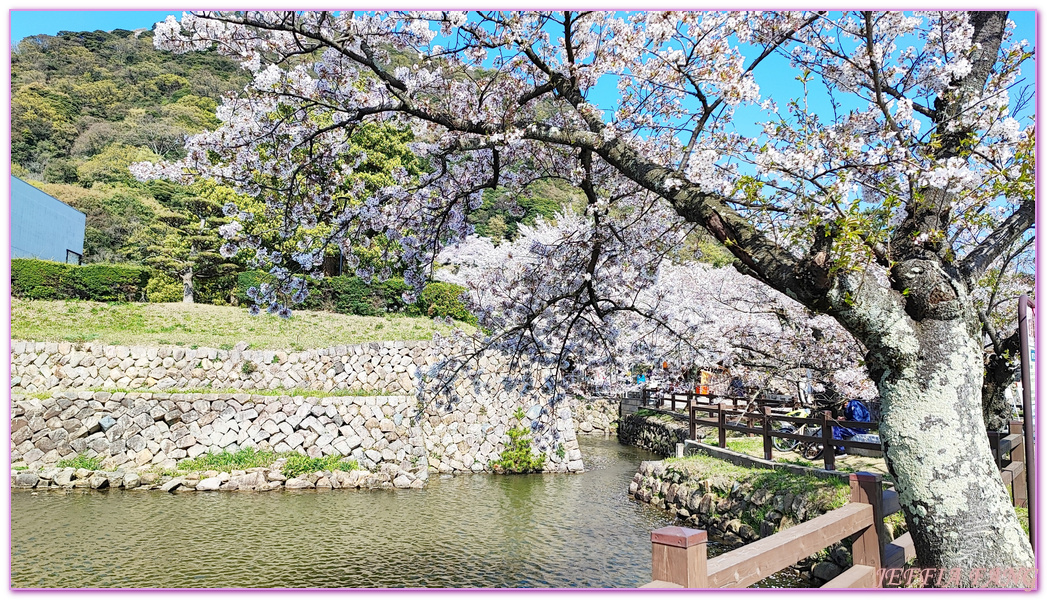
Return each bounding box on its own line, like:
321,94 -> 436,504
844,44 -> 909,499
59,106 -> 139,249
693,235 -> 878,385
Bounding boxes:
10,339 -> 589,480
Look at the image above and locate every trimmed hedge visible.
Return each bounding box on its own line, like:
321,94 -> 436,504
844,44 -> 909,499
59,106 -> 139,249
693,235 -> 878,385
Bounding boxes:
420,281 -> 475,324
12,258 -> 150,302
234,270 -> 475,323
71,264 -> 152,301
10,259 -> 71,300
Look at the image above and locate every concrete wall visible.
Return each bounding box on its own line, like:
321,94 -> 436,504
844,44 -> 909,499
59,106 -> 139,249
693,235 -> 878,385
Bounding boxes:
11,176 -> 86,263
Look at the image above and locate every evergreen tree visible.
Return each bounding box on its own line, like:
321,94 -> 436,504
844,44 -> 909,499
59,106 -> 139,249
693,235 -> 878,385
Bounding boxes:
132,181 -> 240,303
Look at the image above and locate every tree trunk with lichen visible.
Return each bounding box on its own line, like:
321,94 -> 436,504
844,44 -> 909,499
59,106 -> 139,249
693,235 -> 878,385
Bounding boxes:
982,331 -> 1021,432
831,260 -> 1033,585
609,141 -> 1034,583
876,325 -> 1032,581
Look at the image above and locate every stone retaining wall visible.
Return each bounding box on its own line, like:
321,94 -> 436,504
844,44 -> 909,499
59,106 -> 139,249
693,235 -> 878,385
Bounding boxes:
616,411 -> 690,456
13,460 -> 423,492
10,339 -> 432,395
629,458 -> 875,585
571,396 -> 619,436
11,389 -> 583,477
10,338 -> 589,476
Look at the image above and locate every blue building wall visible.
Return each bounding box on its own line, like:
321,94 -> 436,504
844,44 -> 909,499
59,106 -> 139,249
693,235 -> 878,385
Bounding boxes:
11,176 -> 86,263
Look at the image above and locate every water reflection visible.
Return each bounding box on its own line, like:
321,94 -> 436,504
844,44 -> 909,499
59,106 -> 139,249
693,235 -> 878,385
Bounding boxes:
13,438 -> 811,588
13,438 -> 679,588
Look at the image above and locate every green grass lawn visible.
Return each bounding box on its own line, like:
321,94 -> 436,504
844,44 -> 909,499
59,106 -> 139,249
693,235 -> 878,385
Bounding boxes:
12,299 -> 466,350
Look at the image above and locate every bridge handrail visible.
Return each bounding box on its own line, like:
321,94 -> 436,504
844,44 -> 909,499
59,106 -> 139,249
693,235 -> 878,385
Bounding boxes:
644,472 -> 886,588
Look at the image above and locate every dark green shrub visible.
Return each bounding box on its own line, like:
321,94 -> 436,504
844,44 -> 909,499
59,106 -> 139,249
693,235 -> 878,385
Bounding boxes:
379,278 -> 415,314
194,271 -> 239,306
314,276 -> 384,315
68,263 -> 151,301
145,273 -> 183,303
233,270 -> 274,306
420,281 -> 476,324
11,259 -> 73,299
12,258 -> 151,302
233,270 -> 476,323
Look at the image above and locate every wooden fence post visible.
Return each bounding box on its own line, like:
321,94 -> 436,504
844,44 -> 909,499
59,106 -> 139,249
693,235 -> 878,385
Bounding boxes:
822,411 -> 835,471
651,526 -> 709,587
689,402 -> 696,442
763,406 -> 773,461
718,403 -> 727,448
849,472 -> 885,576
687,392 -> 696,441
987,431 -> 1002,469
1010,420 -> 1028,508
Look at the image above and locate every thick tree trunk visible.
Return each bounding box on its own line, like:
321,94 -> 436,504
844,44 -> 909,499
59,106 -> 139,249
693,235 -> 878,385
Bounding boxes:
982,331 -> 1021,432
181,267 -> 194,304
825,264 -> 1033,586
871,318 -> 1032,585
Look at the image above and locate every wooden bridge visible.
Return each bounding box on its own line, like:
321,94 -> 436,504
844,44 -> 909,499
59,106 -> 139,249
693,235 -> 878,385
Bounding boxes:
634,391 -> 1030,587
641,472 -> 913,588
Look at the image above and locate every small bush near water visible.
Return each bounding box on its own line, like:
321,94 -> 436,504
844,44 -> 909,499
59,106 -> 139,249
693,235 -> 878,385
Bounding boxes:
490,408 -> 546,474
282,454 -> 359,478
178,447 -> 278,472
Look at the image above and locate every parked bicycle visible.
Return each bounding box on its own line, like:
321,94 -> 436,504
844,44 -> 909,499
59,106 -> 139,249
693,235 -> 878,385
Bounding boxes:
771,408 -> 824,460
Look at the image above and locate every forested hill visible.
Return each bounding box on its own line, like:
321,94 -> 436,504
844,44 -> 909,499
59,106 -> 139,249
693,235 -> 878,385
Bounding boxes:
9,25 -> 730,272
8,26 -> 568,259
12,28 -> 248,176
10,27 -> 249,266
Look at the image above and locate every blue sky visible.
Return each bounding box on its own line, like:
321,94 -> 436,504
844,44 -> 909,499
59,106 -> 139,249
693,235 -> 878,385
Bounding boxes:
10,9 -> 1036,185
10,10 -> 178,44
12,10 -> 1035,118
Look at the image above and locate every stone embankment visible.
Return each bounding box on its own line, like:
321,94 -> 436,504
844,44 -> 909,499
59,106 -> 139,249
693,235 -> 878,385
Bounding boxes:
10,339 -> 432,395
571,396 -> 619,436
617,410 -> 689,456
13,461 -> 423,492
11,389 -> 583,480
10,338 -> 587,480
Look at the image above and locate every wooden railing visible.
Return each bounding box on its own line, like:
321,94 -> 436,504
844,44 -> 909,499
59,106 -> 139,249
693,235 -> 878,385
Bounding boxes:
642,472 -> 915,588
641,388 -> 785,413
687,402 -> 881,472
684,402 -> 1028,508
989,420 -> 1029,509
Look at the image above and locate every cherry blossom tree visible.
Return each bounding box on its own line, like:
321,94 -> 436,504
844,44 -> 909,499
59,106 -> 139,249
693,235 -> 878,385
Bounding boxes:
134,10 -> 1035,580
438,229 -> 873,400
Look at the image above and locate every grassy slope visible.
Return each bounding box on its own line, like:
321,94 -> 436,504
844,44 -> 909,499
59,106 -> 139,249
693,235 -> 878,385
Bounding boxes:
11,299 -> 463,350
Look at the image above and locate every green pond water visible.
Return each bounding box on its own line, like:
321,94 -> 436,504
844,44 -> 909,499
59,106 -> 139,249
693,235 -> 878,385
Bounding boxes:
11,438 -> 804,588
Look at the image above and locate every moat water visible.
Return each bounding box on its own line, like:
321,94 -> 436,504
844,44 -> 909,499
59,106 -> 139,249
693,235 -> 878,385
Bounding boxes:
11,437 -> 803,588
